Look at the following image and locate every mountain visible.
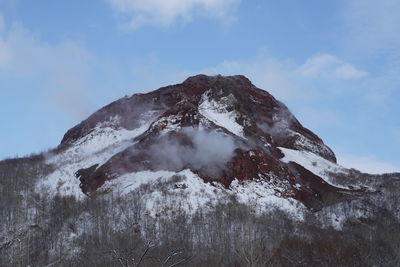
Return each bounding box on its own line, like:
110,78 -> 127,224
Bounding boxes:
47,74 -> 351,211
1,74 -> 400,266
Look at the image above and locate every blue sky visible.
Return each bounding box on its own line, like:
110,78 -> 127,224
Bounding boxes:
0,0 -> 399,173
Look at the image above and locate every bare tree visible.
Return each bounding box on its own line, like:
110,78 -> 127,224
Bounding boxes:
111,242 -> 191,267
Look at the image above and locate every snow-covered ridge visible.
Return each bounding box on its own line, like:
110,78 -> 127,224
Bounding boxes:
198,91 -> 245,138
279,147 -> 350,189
36,111 -> 159,199
287,130 -> 334,161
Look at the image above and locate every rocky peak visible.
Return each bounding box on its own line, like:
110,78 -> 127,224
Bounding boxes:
182,74 -> 253,92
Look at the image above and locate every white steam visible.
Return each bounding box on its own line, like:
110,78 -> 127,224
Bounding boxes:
258,107 -> 295,140
148,128 -> 237,177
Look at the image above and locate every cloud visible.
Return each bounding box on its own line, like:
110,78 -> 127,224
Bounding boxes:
0,13 -> 10,65
337,154 -> 400,174
0,19 -> 94,121
298,53 -> 367,79
338,0 -> 400,104
106,0 -> 240,29
341,0 -> 400,58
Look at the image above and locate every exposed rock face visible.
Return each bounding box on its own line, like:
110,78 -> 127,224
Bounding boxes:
64,74 -> 351,210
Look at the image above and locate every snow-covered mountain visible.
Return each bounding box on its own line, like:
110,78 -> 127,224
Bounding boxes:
38,74 -> 367,215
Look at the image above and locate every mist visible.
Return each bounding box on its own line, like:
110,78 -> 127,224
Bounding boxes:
257,107 -> 295,140
148,128 -> 238,177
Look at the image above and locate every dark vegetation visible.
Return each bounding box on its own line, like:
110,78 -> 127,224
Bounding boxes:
1,155 -> 400,267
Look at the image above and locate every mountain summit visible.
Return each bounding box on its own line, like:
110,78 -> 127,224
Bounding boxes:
45,74 -> 357,211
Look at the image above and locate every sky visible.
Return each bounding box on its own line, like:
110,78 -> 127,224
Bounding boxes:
0,0 -> 399,174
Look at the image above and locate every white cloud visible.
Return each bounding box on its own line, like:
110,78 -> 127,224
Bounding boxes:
106,0 -> 240,29
0,19 -> 94,121
298,53 -> 338,76
335,63 -> 367,79
0,13 -> 10,65
298,53 -> 367,79
339,0 -> 400,104
338,154 -> 400,174
341,0 -> 400,57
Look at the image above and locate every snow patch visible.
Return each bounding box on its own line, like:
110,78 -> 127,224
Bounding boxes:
103,169 -> 223,217
199,91 -> 245,138
102,169 -> 305,220
287,130 -> 334,160
230,179 -> 306,220
151,114 -> 184,134
279,147 -> 349,189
